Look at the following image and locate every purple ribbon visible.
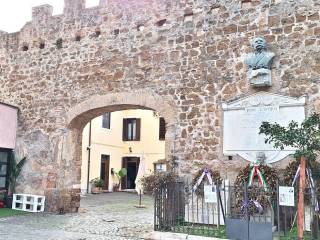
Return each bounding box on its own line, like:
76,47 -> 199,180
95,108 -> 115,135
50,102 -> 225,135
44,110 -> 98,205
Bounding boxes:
241,199 -> 264,216
307,168 -> 319,212
193,168 -> 214,191
292,165 -> 319,212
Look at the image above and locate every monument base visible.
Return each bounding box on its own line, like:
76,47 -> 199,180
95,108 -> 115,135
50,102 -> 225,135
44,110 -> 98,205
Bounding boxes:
249,69 -> 272,87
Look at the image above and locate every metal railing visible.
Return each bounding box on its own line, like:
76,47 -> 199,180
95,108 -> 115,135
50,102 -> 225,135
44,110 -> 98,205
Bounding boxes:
154,181 -> 320,240
154,181 -> 227,238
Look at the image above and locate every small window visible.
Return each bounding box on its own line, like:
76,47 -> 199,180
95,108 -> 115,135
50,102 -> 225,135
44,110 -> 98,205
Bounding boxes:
102,113 -> 111,129
123,118 -> 141,141
159,117 -> 166,140
22,45 -> 29,51
95,30 -> 101,37
154,163 -> 167,172
75,35 -> 81,41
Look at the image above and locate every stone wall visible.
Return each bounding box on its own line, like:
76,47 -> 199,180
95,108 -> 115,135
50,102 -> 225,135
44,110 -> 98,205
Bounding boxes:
0,0 -> 320,212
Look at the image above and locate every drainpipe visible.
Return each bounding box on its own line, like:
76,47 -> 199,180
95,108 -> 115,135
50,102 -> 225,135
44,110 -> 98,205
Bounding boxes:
86,121 -> 92,194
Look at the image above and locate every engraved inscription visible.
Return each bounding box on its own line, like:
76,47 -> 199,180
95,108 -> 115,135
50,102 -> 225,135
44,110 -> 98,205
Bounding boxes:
223,92 -> 306,163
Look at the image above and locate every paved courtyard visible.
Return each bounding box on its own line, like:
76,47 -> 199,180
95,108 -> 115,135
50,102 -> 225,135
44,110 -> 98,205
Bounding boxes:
0,192 -> 154,240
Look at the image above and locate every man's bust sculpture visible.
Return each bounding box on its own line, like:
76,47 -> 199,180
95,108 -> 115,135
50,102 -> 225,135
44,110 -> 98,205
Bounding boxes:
245,37 -> 275,87
256,151 -> 266,165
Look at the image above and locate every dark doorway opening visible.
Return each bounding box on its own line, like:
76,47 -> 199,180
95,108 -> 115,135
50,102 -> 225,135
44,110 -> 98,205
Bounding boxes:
122,157 -> 140,189
100,155 -> 110,190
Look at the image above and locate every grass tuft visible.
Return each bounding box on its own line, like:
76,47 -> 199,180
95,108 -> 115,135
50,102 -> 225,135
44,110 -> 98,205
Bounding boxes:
0,208 -> 29,218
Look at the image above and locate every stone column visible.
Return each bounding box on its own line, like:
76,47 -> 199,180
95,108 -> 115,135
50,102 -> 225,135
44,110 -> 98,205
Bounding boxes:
46,127 -> 82,213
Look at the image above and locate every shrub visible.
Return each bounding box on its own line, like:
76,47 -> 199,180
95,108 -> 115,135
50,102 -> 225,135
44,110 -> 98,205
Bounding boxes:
140,171 -> 178,193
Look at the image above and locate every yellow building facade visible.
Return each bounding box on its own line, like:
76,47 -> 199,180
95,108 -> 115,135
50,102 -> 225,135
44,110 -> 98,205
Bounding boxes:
81,109 -> 166,193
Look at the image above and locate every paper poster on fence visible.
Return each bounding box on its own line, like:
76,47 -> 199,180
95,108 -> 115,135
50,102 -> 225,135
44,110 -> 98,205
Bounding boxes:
279,186 -> 295,207
204,185 -> 217,203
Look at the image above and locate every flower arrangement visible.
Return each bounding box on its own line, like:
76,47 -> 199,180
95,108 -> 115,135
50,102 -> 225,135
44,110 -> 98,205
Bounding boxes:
234,164 -> 278,215
191,167 -> 222,198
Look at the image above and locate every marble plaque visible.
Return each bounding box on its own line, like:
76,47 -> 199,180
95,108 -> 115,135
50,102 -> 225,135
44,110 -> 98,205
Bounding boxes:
222,92 -> 306,163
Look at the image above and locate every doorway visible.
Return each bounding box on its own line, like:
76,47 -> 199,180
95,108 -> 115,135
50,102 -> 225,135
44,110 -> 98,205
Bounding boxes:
100,155 -> 110,190
122,157 -> 140,189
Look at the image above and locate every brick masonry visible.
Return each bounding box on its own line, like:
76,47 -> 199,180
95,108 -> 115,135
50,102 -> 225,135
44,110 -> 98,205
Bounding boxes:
0,0 -> 320,212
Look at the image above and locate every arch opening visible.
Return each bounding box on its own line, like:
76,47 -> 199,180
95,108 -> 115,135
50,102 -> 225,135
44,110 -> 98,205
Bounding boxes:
56,91 -> 178,213
80,108 -> 168,195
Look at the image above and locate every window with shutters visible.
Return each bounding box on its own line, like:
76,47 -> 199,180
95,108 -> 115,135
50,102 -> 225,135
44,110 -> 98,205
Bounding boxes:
123,118 -> 141,141
102,113 -> 111,129
159,117 -> 166,140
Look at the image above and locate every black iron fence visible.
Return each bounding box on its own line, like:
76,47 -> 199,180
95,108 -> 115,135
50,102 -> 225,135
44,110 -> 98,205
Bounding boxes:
275,185 -> 320,240
154,181 -> 320,240
154,181 -> 228,238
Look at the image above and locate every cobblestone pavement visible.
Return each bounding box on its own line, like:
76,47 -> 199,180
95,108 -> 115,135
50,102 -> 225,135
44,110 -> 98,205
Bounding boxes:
0,192 -> 154,240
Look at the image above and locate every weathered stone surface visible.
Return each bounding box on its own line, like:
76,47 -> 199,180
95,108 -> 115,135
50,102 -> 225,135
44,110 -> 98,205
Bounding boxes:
0,193 -> 154,240
0,0 -> 320,212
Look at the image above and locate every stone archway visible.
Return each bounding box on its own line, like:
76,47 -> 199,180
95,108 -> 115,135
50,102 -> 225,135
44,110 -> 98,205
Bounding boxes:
56,91 -> 178,212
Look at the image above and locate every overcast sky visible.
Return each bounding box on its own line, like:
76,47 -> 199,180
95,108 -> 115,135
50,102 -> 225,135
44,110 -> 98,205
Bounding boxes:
0,0 -> 100,33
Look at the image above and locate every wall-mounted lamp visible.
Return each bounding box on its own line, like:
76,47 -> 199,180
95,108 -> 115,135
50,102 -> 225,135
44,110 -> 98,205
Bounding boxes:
111,168 -> 115,175
129,147 -> 132,153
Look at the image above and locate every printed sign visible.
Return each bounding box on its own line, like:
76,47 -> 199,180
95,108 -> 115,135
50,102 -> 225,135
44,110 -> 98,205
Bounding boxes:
279,186 -> 295,207
204,185 -> 217,203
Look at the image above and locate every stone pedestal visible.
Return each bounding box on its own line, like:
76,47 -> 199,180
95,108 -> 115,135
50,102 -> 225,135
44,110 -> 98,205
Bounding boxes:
249,69 -> 272,87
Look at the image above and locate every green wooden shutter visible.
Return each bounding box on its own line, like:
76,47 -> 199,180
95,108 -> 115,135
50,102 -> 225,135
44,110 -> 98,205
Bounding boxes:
159,117 -> 166,140
135,118 -> 141,141
123,118 -> 128,141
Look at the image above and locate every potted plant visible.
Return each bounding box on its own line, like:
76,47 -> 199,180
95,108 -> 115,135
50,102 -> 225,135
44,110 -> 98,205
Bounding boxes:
6,152 -> 26,208
112,168 -> 127,192
90,177 -> 104,194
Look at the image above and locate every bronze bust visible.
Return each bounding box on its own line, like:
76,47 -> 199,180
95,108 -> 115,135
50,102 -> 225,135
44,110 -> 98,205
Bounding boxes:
245,37 -> 275,87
